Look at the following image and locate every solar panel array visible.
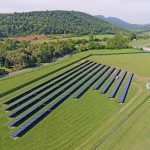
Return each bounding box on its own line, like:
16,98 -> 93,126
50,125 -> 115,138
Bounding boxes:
10,64 -> 109,138
9,64 -> 105,138
2,60 -> 134,139
118,73 -> 134,103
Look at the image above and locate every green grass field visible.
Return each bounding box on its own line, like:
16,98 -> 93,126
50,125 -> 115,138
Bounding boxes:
0,48 -> 149,150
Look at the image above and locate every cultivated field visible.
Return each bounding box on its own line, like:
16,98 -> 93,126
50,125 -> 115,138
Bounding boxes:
0,49 -> 149,150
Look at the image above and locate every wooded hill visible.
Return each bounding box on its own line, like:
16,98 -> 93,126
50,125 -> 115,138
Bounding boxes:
0,10 -> 125,37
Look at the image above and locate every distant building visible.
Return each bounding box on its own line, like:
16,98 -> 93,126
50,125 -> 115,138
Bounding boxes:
146,82 -> 150,89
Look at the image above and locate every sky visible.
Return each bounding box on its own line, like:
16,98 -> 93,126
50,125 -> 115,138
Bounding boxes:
1,0 -> 150,24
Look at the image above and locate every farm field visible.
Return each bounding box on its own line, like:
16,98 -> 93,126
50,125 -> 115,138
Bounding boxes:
0,48 -> 150,150
31,34 -> 114,44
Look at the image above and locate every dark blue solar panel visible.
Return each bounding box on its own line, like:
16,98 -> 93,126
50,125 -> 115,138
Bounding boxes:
73,65 -> 108,99
109,70 -> 127,98
4,60 -> 90,105
8,63 -> 100,127
100,69 -> 121,94
7,62 -> 96,118
5,61 -> 93,111
118,73 -> 134,103
93,67 -> 115,90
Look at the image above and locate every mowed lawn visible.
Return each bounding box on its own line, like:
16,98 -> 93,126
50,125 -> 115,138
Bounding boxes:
0,49 -> 150,150
97,96 -> 150,150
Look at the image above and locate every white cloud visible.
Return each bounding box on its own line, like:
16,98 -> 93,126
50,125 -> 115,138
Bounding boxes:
0,0 -> 150,24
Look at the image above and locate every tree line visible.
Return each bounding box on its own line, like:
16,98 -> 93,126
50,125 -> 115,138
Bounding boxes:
0,35 -> 129,72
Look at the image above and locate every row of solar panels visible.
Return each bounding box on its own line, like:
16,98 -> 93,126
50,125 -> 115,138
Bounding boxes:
4,60 -> 133,138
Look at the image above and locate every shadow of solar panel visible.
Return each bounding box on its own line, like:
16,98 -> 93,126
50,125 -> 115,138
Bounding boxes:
109,70 -> 127,98
118,72 -> 134,103
4,60 -> 90,105
93,67 -> 115,90
101,69 -> 121,94
5,61 -> 93,111
8,63 -> 100,127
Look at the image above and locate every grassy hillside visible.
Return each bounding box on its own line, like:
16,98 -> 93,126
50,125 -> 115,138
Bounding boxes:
0,11 -> 125,37
0,49 -> 150,150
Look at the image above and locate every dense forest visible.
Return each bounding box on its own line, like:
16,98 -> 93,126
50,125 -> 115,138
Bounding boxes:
0,10 -> 125,37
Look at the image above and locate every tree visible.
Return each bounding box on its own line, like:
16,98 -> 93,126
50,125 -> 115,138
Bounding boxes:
89,33 -> 94,41
75,44 -> 88,51
87,41 -> 105,49
107,36 -> 129,49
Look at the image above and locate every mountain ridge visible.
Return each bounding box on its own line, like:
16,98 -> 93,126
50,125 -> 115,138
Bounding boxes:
95,15 -> 150,31
0,10 -> 126,37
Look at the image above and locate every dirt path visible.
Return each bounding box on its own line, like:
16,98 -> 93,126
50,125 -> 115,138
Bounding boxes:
75,82 -> 143,150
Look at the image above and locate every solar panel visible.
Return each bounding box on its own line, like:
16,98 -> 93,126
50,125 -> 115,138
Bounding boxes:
73,65 -> 108,99
8,63 -> 100,127
7,62 -> 96,117
9,64 -> 107,138
118,73 -> 134,103
4,60 -> 90,105
100,69 -> 121,94
5,61 -> 93,111
93,67 -> 115,90
109,70 -> 127,98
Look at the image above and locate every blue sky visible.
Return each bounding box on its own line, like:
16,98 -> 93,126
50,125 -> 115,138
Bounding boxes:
1,0 -> 150,24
